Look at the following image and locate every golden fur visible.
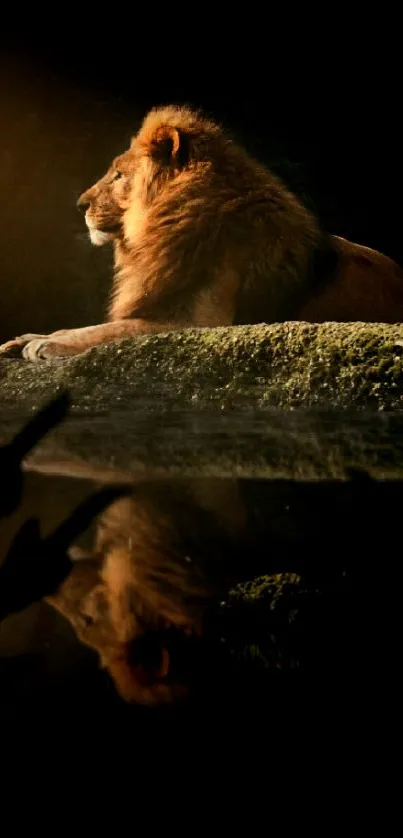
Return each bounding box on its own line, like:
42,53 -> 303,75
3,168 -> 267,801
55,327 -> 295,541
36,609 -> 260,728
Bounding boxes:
45,479 -> 246,705
2,104 -> 403,360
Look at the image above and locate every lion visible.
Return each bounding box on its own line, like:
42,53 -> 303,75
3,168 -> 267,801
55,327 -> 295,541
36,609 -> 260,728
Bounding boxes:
44,479 -> 249,706
2,104 -> 403,361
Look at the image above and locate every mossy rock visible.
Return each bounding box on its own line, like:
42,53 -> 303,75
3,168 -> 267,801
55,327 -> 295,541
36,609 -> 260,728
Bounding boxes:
2,322 -> 403,479
1,322 -> 403,412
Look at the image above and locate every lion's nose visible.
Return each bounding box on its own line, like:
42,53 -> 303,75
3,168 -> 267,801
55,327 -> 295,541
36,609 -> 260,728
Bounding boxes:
77,195 -> 91,214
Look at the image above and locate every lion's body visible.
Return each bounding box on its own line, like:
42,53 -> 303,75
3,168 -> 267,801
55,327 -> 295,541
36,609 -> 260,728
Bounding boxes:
298,235 -> 403,322
2,104 -> 403,361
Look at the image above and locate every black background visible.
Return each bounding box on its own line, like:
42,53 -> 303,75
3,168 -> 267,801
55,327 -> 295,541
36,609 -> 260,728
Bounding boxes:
0,17 -> 401,340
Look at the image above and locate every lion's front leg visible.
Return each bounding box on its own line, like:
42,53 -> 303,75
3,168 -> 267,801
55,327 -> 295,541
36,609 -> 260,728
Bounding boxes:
19,326 -> 120,361
0,328 -> 94,360
0,331 -> 89,360
0,320 -> 180,362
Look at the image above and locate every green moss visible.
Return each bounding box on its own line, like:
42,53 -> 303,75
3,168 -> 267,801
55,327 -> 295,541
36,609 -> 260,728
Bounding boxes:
218,572 -> 317,671
2,322 -> 403,412
2,323 -> 403,479
229,573 -> 302,604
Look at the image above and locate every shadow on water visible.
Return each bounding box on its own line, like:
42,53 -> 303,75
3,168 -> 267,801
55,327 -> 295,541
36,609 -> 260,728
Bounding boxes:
0,394 -> 399,740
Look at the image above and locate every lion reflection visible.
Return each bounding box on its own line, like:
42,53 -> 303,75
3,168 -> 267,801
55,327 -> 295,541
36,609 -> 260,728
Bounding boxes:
45,480 -> 248,705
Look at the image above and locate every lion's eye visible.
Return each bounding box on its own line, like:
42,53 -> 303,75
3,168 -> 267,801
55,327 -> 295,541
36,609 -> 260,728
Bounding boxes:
113,171 -> 123,182
82,613 -> 95,627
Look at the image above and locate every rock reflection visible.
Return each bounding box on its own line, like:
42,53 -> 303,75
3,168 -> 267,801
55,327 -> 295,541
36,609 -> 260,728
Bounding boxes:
1,399 -> 398,714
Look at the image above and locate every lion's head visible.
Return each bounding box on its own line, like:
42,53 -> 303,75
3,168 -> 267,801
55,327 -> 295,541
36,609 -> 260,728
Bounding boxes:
46,485 -> 239,706
76,106 -> 225,247
46,549 -> 199,706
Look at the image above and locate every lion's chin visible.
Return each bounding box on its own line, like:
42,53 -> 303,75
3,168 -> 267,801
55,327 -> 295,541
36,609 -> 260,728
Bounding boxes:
88,227 -> 114,247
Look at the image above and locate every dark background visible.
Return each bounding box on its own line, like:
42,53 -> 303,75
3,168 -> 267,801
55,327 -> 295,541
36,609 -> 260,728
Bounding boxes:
0,22 -> 401,342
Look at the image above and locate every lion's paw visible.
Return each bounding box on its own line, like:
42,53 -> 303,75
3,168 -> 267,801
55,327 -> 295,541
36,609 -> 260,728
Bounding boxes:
22,338 -> 73,361
0,334 -> 48,358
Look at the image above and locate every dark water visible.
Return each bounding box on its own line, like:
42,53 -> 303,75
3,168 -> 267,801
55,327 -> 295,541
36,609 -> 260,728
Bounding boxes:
0,404 -> 399,742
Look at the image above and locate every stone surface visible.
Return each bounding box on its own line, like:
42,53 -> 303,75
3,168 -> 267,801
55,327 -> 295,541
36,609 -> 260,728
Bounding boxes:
2,322 -> 403,411
2,322 -> 403,479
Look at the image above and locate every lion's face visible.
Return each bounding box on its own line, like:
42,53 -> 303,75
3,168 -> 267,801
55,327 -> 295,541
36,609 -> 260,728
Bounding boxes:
77,149 -> 136,246
48,547 -> 205,707
77,106 -> 225,249
46,485 -> 238,706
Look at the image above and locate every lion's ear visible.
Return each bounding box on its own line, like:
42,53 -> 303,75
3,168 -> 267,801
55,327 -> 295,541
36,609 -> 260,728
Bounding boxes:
149,126 -> 185,165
